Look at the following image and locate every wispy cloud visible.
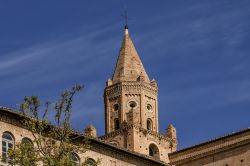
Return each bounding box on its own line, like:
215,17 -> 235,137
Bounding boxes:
1,0 -> 250,148
0,23 -> 120,134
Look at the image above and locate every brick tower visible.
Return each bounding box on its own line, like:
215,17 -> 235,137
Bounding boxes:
101,26 -> 177,163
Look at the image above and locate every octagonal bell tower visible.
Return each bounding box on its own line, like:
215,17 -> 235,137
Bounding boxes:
104,25 -> 158,134
101,25 -> 177,163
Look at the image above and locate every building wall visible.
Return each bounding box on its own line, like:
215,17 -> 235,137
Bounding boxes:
131,127 -> 173,163
0,113 -> 167,166
101,124 -> 176,163
169,129 -> 250,166
171,144 -> 250,166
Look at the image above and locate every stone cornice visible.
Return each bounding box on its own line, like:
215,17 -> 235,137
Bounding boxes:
105,81 -> 158,96
0,106 -> 25,126
99,124 -> 175,144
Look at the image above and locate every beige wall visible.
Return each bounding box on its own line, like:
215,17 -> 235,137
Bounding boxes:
0,121 -> 35,166
102,125 -> 175,163
169,129 -> 250,166
172,144 -> 250,166
0,120 -> 166,166
132,128 -> 172,163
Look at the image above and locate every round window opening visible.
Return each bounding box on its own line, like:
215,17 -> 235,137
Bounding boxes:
113,104 -> 119,111
147,104 -> 152,111
129,101 -> 137,109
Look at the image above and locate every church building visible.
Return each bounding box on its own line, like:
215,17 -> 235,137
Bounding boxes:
0,25 -> 249,166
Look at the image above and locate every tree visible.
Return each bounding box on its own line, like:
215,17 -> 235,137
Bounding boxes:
6,85 -> 100,166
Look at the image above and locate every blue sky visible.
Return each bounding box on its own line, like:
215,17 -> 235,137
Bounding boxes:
0,1 -> 250,149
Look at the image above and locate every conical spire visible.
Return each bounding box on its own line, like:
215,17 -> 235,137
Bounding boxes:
112,26 -> 150,83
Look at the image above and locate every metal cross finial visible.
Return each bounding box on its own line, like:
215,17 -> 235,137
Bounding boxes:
122,6 -> 129,29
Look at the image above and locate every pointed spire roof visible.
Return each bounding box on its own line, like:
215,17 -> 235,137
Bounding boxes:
112,26 -> 150,83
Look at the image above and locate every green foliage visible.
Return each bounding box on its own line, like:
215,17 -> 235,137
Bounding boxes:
5,85 -> 99,166
8,141 -> 38,166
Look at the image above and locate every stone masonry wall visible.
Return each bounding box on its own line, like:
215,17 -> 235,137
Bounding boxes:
173,144 -> 250,166
0,112 -> 167,166
169,129 -> 250,166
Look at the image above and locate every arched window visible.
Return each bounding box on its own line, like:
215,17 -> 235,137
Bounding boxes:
149,143 -> 159,159
149,146 -> 154,156
2,132 -> 14,163
85,158 -> 96,166
21,137 -> 36,166
71,153 -> 80,165
22,137 -> 33,145
147,119 -> 153,130
114,118 -> 120,130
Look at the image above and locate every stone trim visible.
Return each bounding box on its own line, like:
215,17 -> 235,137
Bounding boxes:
99,124 -> 174,143
105,81 -> 158,96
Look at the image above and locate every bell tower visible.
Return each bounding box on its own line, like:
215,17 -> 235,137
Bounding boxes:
101,26 -> 177,163
104,25 -> 158,133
